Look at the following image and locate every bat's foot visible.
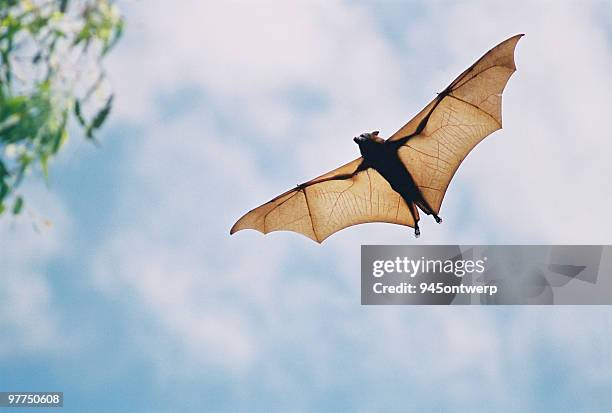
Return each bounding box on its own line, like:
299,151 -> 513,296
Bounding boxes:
414,227 -> 420,238
434,215 -> 442,224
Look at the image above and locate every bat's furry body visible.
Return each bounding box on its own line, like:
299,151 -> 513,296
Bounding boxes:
353,131 -> 440,237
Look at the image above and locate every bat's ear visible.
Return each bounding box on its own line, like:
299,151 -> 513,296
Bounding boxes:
372,131 -> 379,136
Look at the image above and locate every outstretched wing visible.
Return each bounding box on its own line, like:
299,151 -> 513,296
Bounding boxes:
387,34 -> 523,214
230,158 -> 416,243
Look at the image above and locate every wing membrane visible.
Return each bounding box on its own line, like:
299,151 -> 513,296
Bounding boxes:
230,158 -> 415,243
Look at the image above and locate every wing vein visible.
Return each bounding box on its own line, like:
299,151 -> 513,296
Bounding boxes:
262,190 -> 300,232
447,94 -> 501,128
366,169 -> 373,214
302,188 -> 320,242
452,64 -> 513,90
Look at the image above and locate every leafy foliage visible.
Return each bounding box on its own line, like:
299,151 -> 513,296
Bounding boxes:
0,0 -> 123,215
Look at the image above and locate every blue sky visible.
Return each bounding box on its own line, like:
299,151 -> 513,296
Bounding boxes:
1,1 -> 612,412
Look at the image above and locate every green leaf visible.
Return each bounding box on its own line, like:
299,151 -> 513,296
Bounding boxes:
32,50 -> 42,64
27,15 -> 50,35
0,181 -> 8,201
86,95 -> 113,138
12,195 -> 23,215
102,19 -> 124,55
41,154 -> 49,178
51,110 -> 69,154
0,113 -> 21,133
74,99 -> 86,127
0,160 -> 8,178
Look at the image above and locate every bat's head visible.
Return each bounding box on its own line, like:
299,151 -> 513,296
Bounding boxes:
353,131 -> 382,145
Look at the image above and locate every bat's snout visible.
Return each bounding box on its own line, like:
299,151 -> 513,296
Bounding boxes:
354,133 -> 369,144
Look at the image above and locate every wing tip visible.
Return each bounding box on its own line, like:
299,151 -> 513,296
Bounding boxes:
496,33 -> 524,73
507,33 -> 525,49
229,221 -> 243,235
506,33 -> 525,42
496,34 -> 524,56
230,214 -> 256,235
229,222 -> 266,237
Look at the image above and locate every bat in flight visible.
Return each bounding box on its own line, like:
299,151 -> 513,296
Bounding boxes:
231,34 -> 523,243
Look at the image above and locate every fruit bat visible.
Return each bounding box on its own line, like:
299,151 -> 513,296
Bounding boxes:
231,34 -> 523,243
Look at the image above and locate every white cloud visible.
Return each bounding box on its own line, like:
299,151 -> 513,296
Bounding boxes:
88,0 -> 612,408
0,186 -> 74,356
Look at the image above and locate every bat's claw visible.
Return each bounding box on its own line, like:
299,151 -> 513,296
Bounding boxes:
434,215 -> 443,224
414,227 -> 420,238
